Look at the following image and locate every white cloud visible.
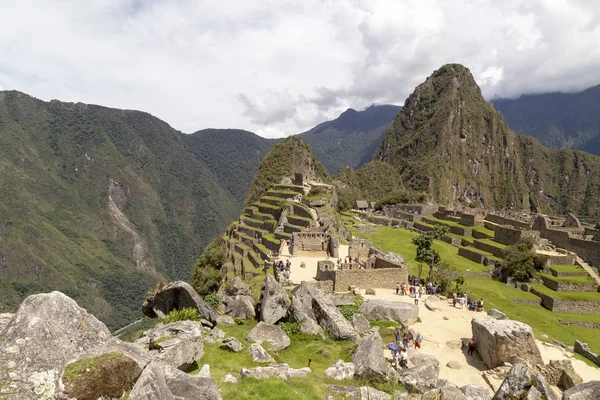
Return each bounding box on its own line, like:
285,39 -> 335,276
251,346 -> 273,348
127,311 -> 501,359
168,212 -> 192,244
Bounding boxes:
0,0 -> 598,137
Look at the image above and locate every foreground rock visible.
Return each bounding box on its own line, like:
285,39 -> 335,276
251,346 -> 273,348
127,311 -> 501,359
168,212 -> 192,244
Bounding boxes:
129,361 -> 222,400
135,320 -> 204,370
218,277 -> 256,320
424,296 -> 441,312
0,312 -> 13,333
537,359 -> 583,391
291,282 -> 359,340
487,309 -> 508,320
352,314 -> 370,334
352,329 -> 387,380
0,291 -> 148,400
246,321 -> 290,350
562,381 -> 600,400
240,363 -> 310,380
359,299 -> 418,324
492,363 -> 558,400
219,337 -> 245,352
325,360 -> 356,380
142,281 -> 217,324
328,385 -> 391,400
422,387 -> 467,400
248,343 -> 275,363
409,353 -> 439,368
258,274 -> 291,324
399,363 -> 440,394
460,383 -> 492,400
471,318 -> 543,369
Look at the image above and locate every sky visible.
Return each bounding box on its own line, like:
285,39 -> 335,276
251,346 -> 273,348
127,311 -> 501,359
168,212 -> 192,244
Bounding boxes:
1,0 -> 599,138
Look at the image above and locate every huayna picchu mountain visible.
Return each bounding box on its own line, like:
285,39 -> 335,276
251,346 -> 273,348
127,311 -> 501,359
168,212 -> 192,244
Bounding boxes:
372,64 -> 600,221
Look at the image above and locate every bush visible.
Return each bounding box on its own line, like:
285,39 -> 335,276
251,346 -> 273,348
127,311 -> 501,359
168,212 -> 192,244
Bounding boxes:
160,307 -> 201,324
204,293 -> 219,309
502,236 -> 541,282
337,305 -> 359,321
279,321 -> 302,336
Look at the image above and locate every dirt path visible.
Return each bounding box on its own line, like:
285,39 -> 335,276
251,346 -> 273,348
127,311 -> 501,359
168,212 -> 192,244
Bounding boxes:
368,289 -> 600,389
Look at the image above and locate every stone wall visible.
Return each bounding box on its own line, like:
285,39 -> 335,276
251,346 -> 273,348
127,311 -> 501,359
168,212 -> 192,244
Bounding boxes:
473,240 -> 505,258
485,213 -> 533,230
393,204 -> 437,216
310,280 -> 334,294
372,255 -> 404,270
333,267 -> 408,292
292,232 -> 338,257
442,235 -> 462,246
574,340 -> 600,367
315,260 -> 336,282
458,246 -> 486,264
383,206 -> 419,222
458,212 -> 476,226
348,239 -> 373,261
358,212 -> 402,227
540,276 -> 598,292
531,287 -> 600,314
413,221 -> 435,233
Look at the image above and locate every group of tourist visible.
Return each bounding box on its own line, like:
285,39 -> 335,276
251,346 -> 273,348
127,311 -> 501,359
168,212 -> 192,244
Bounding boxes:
451,292 -> 484,312
390,328 -> 423,370
274,259 -> 292,282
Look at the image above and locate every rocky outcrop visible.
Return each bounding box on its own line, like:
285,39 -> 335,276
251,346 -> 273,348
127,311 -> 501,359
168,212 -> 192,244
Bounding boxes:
216,315 -> 235,326
422,387 -> 467,400
399,363 -> 440,394
142,281 -> 217,324
325,360 -> 356,380
246,322 -> 290,350
219,337 -> 245,352
129,361 -> 222,400
491,364 -> 558,400
291,282 -> 358,340
352,313 -> 370,334
460,383 -> 492,400
359,299 -> 419,324
219,277 -> 256,320
409,353 -> 439,367
536,359 -> 583,391
487,309 -> 508,320
562,381 -> 600,400
0,291 -> 149,400
328,385 -> 391,400
352,329 -> 387,380
248,343 -> 275,363
258,274 -> 291,324
206,327 -> 225,344
135,320 -> 204,370
0,312 -> 13,334
240,363 -> 311,380
471,318 -> 543,369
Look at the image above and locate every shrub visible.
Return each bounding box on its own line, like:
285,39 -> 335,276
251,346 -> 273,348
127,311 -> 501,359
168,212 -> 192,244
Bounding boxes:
204,293 -> 219,309
337,305 -> 359,321
160,307 -> 201,324
279,321 -> 302,336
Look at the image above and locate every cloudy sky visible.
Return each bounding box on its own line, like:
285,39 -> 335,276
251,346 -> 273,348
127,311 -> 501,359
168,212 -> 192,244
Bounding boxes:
1,0 -> 599,137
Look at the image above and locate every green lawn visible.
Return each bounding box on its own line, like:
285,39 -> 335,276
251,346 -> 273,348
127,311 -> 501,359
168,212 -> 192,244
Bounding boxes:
423,216 -> 466,228
540,273 -> 595,283
477,238 -> 507,249
548,264 -> 588,274
531,284 -> 600,301
472,226 -> 495,237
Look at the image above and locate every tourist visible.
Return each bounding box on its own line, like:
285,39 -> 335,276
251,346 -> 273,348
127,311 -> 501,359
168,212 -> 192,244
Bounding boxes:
392,349 -> 400,369
467,335 -> 477,356
394,328 -> 402,346
395,282 -> 400,295
477,298 -> 484,312
414,291 -> 420,306
409,285 -> 413,296
452,292 -> 457,308
400,348 -> 408,370
403,331 -> 410,348
460,295 -> 466,310
414,333 -> 422,349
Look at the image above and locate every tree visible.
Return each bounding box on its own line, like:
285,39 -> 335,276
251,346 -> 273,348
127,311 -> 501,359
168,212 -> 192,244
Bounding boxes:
190,237 -> 226,295
501,236 -> 547,282
430,262 -> 457,294
412,225 -> 449,277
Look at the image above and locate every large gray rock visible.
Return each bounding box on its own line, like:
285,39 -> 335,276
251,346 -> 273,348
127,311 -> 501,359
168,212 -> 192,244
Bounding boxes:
130,362 -> 222,400
359,299 -> 419,324
240,363 -> 310,380
246,322 -> 290,350
492,364 -> 558,400
472,318 -> 543,369
248,343 -> 275,363
325,359 -> 356,380
409,353 -> 439,367
422,387 -> 467,400
352,329 -> 387,380
328,385 -> 391,400
352,314 -> 370,334
487,309 -> 508,320
216,315 -> 235,326
399,363 -> 440,394
291,282 -> 358,340
0,291 -> 149,400
0,312 -> 13,334
258,274 -> 291,324
219,337 -> 245,352
135,320 -> 204,370
206,327 -> 225,344
424,296 -> 442,312
219,277 -> 256,320
142,281 -> 217,324
460,384 -> 492,400
562,381 -> 600,400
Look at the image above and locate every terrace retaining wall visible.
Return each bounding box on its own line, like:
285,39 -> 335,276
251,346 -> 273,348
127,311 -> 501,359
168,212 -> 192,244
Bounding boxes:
531,287 -> 600,313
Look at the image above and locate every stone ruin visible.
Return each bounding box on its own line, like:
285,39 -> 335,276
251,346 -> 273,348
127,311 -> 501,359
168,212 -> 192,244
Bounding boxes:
290,231 -> 339,258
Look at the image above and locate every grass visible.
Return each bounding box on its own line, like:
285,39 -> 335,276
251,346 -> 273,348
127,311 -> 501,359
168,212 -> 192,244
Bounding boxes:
476,238 -> 507,249
531,283 -> 600,301
540,273 -> 595,283
471,225 -> 495,237
548,264 -> 588,274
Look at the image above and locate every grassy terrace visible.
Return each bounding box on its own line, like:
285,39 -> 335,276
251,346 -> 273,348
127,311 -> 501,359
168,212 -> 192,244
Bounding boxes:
548,264 -> 588,274
423,215 -> 466,228
472,225 -> 495,236
531,283 -> 600,301
476,238 -> 507,249
540,273 -> 595,283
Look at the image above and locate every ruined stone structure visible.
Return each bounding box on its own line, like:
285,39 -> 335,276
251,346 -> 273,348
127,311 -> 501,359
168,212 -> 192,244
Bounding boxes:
348,238 -> 372,262
291,231 -> 338,258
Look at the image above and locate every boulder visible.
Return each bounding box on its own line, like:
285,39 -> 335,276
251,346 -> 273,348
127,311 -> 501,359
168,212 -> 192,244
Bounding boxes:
366,288 -> 377,295
135,320 -> 204,370
359,299 -> 419,324
422,387 -> 467,400
291,282 -> 358,340
0,291 -> 148,400
562,381 -> 600,400
352,329 -> 388,380
352,313 -> 370,334
409,353 -> 439,367
219,337 -> 244,352
0,312 -> 13,334
424,296 -> 441,312
200,319 -> 213,328
206,327 -> 225,343
399,363 -> 440,394
142,281 -> 217,324
246,322 -> 291,350
471,318 -> 543,369
240,363 -> 310,380
219,277 -> 256,320
258,274 -> 291,324
324,359 -> 356,380
198,364 -> 210,378
163,363 -> 222,400
446,361 -> 462,369
327,385 -> 391,400
248,343 -> 275,363
460,383 -> 492,400
128,362 -> 174,400
446,340 -> 463,350
221,373 -> 238,383
216,315 -> 235,326
327,294 -> 357,306
491,363 -> 558,400
487,309 -> 508,320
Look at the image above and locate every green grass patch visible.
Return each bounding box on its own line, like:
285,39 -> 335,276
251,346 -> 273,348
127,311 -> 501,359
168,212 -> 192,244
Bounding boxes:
472,226 -> 495,237
548,264 -> 588,274
531,284 -> 600,301
540,273 -> 594,283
